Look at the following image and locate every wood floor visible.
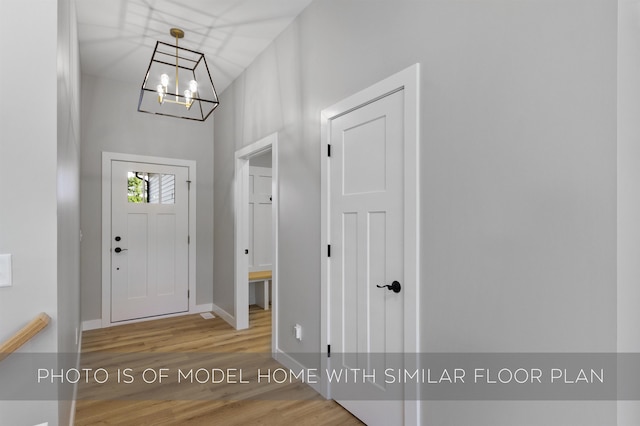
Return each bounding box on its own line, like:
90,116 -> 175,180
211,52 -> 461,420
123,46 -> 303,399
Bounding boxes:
75,306 -> 362,425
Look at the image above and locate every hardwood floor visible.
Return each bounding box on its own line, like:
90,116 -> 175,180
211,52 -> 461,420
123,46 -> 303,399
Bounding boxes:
75,306 -> 362,425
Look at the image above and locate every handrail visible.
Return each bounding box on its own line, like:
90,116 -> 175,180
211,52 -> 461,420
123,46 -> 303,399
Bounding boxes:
0,312 -> 51,362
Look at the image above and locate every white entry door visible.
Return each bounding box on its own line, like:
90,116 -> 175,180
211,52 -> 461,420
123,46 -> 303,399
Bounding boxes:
248,166 -> 272,272
110,160 -> 189,322
329,89 -> 405,425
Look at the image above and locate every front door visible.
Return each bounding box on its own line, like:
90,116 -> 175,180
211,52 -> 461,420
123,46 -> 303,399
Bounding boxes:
110,160 -> 189,322
329,89 -> 405,425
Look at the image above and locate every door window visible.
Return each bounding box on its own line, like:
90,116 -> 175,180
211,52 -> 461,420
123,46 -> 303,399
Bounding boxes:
127,171 -> 175,204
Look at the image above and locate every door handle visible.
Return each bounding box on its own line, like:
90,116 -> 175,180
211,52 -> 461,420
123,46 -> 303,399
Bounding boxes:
114,247 -> 128,253
377,281 -> 401,293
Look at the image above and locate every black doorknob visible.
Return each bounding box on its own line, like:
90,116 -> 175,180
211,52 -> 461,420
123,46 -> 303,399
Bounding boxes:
115,236 -> 121,241
114,247 -> 128,253
377,281 -> 401,293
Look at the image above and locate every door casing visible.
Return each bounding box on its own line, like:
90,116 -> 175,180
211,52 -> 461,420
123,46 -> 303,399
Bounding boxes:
320,64 -> 421,425
101,152 -> 197,328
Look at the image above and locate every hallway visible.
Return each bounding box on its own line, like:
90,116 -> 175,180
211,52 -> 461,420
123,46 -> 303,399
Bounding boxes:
75,306 -> 361,425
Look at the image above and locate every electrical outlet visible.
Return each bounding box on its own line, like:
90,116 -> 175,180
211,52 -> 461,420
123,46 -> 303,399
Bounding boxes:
294,324 -> 302,341
0,254 -> 12,288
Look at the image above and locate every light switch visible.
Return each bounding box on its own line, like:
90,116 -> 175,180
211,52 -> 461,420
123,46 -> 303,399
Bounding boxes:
0,254 -> 12,288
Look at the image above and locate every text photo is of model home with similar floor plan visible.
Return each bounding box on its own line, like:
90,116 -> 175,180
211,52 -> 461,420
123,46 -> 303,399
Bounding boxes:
1,0 -> 639,425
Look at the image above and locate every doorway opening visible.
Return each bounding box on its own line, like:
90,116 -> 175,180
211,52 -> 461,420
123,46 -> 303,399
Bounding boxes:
234,133 -> 279,352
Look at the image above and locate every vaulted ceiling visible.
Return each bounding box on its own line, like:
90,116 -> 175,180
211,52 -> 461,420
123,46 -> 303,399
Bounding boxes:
75,0 -> 313,92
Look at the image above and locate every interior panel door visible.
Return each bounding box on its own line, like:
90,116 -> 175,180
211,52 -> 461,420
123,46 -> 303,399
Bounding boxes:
329,89 -> 405,425
248,166 -> 273,272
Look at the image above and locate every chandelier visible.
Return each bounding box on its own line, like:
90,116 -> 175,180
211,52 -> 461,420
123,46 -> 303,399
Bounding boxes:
138,28 -> 219,121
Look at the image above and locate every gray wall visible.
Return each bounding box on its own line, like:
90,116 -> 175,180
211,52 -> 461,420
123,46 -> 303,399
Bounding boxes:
618,0 -> 640,424
0,1 -> 58,423
80,74 -> 214,321
56,0 -> 82,424
0,0 -> 81,424
250,149 -> 273,168
214,0 -> 617,424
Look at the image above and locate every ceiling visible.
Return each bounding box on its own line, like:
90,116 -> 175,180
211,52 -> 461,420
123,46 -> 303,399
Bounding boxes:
75,0 -> 313,93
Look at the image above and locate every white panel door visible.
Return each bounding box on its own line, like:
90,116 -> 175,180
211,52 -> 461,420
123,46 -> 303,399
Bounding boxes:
111,160 -> 189,322
329,90 -> 405,425
248,166 -> 272,272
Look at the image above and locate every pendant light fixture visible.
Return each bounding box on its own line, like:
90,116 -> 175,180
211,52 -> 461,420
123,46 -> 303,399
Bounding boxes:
138,28 -> 219,121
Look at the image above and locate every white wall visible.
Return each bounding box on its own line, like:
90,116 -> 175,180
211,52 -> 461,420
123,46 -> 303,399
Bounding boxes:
618,0 -> 640,424
0,0 -> 81,424
214,0 -> 617,424
80,74 -> 215,321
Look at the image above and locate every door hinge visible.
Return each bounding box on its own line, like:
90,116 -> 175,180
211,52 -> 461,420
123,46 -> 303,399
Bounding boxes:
188,290 -> 190,299
327,245 -> 331,257
188,235 -> 191,244
328,144 -> 332,157
327,344 -> 331,358
186,180 -> 191,190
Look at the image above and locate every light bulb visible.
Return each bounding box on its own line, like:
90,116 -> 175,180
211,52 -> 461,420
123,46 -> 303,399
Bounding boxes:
189,80 -> 198,93
184,90 -> 193,109
160,73 -> 169,87
157,85 -> 165,104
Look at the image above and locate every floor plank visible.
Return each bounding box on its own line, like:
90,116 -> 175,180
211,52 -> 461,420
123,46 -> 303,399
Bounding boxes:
75,306 -> 362,425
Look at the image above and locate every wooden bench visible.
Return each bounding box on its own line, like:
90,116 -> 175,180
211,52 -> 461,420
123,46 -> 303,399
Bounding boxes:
248,270 -> 272,310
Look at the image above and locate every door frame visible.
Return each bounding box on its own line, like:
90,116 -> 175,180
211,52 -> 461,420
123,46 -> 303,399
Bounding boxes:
101,152 -> 197,328
320,64 -> 421,424
234,133 -> 279,350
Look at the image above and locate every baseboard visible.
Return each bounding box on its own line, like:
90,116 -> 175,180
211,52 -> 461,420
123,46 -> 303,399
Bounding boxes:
82,305 -> 214,330
69,384 -> 77,426
193,303 -> 214,313
211,303 -> 235,327
274,349 -> 324,396
81,319 -> 102,331
68,326 -> 83,426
